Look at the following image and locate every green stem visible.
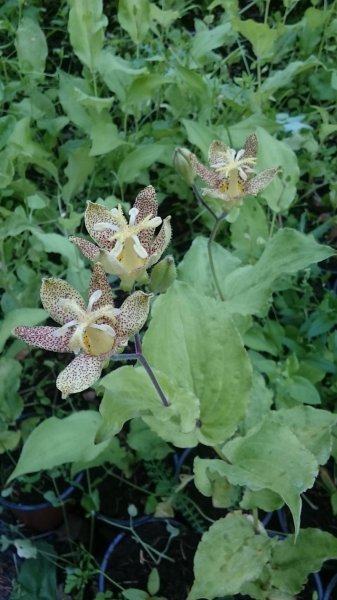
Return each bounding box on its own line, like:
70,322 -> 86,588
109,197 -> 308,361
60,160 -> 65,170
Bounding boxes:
208,215 -> 226,301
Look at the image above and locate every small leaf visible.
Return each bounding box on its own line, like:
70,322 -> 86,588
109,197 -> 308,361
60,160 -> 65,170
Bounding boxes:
67,0 -> 108,71
118,0 -> 150,44
147,567 -> 160,596
0,308 -> 47,352
15,17 -> 48,78
14,539 -> 37,559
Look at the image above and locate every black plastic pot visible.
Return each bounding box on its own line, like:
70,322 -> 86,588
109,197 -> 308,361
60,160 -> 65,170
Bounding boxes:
0,471 -> 83,532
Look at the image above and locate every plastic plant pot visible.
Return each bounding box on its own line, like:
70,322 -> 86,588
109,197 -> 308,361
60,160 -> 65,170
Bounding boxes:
0,471 -> 83,532
323,573 -> 337,600
98,516 -> 197,597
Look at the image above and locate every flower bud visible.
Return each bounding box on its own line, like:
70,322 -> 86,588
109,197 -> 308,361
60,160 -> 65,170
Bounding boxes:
173,147 -> 195,185
149,256 -> 177,293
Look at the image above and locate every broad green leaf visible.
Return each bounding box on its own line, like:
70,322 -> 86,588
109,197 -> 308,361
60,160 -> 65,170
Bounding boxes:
0,357 -> 23,422
230,200 -> 269,261
59,72 -> 93,131
268,529 -> 337,595
67,0 -> 108,71
188,514 -> 272,599
142,281 -> 252,444
15,17 -> 48,79
193,458 -> 241,508
221,420 -> 318,535
89,117 -> 122,156
118,0 -> 150,44
98,365 -> 200,447
8,411 -> 111,480
222,228 -> 335,316
240,488 -> 283,512
0,308 -> 47,352
150,4 -> 179,28
178,236 -> 241,298
8,118 -> 58,179
191,22 -> 235,63
256,126 -> 300,211
31,231 -> 79,263
0,430 -> 21,454
272,406 -> 337,465
117,144 -> 169,184
127,419 -> 172,461
276,374 -> 321,406
97,49 -> 147,104
242,371 -> 273,432
260,58 -> 318,97
126,74 -> 172,106
182,119 -> 215,156
62,142 -> 95,202
233,18 -> 279,60
13,541 -> 56,600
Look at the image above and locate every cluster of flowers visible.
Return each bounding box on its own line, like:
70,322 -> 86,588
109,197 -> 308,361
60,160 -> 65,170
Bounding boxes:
15,134 -> 278,398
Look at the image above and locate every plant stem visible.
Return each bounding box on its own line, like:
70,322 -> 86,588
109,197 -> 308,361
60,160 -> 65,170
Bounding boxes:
208,215 -> 226,301
192,184 -> 218,219
110,344 -> 171,408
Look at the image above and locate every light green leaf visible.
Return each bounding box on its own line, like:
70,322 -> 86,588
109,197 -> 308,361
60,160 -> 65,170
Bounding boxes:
89,118 -> 122,156
59,72 -> 93,131
143,281 -> 252,445
62,142 -> 95,202
256,126 -> 299,211
191,22 -> 234,63
31,231 -> 79,263
193,458 -> 241,508
221,420 -> 318,535
126,74 -> 171,106
0,308 -> 47,352
233,18 -> 279,60
8,411 -> 111,480
14,539 -> 37,559
222,228 -> 335,316
8,118 -> 58,179
127,419 -> 172,461
178,236 -> 241,298
118,0 -> 150,44
67,0 -> 108,71
260,58 -> 318,97
0,430 -> 21,454
242,371 -> 273,432
269,529 -> 337,595
276,375 -> 321,406
15,17 -> 48,78
98,366 -> 200,447
230,200 -> 269,262
188,514 -> 272,599
240,488 -> 283,512
97,49 -> 147,104
0,357 -> 23,422
150,4 -> 179,28
117,144 -> 169,184
182,119 -> 215,156
272,406 -> 337,465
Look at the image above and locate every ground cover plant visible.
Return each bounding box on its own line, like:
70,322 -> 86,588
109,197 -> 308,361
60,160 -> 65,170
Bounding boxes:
1,0 -> 337,598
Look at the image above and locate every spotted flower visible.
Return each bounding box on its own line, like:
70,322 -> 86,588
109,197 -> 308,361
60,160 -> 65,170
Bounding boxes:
13,265 -> 151,398
190,134 -> 279,204
70,186 -> 171,289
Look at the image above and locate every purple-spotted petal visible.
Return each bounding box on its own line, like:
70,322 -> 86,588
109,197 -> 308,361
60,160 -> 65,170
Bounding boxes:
14,326 -> 72,352
85,202 -> 122,250
40,279 -> 86,325
244,167 -> 279,196
133,186 -> 158,248
241,133 -> 258,161
190,153 -> 223,188
88,264 -> 114,309
70,237 -> 100,262
208,140 -> 230,168
116,291 -> 151,339
56,354 -> 106,398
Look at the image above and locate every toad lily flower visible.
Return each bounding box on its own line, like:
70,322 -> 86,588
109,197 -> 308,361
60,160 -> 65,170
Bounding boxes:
70,186 -> 172,290
190,134 -> 279,204
13,265 -> 151,398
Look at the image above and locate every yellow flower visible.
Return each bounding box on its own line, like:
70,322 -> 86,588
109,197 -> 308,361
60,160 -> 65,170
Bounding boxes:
71,186 -> 171,289
14,265 -> 151,398
190,134 -> 279,204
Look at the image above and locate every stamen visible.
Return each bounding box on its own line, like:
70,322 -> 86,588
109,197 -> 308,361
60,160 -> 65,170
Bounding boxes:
88,290 -> 102,311
53,320 -> 77,337
146,216 -> 162,228
93,222 -> 119,232
236,149 -> 245,160
91,323 -> 116,337
129,207 -> 139,226
111,239 -> 124,258
132,235 -> 148,258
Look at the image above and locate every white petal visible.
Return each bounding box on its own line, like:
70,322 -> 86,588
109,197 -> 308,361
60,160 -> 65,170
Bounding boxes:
88,289 -> 102,311
93,222 -> 119,232
128,207 -> 139,226
91,323 -> 116,337
53,320 -> 78,337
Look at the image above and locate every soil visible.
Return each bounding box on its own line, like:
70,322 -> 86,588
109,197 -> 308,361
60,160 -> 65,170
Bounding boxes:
101,520 -> 200,600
